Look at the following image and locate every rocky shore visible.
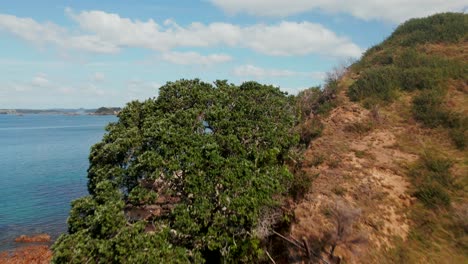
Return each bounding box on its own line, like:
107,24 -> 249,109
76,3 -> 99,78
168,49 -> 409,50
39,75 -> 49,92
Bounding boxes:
0,234 -> 52,264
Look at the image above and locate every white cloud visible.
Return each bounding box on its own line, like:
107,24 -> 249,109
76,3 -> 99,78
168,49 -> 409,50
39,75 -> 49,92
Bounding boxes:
233,64 -> 325,80
0,14 -> 119,53
92,72 -> 105,82
241,21 -> 361,57
14,74 -> 108,97
0,10 -> 362,58
69,10 -> 361,57
233,65 -> 298,78
209,0 -> 467,23
162,51 -> 232,65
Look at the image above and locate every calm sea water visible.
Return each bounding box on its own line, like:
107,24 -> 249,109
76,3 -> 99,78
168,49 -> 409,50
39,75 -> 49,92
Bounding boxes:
0,114 -> 116,250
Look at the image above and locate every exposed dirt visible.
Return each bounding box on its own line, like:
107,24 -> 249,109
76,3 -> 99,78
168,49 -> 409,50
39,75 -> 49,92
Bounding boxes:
289,85 -> 418,263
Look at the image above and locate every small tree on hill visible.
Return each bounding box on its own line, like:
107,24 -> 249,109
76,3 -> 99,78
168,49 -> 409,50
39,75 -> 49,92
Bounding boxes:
324,201 -> 367,263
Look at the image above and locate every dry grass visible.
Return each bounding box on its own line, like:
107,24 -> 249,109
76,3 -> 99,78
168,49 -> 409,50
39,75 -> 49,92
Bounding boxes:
290,58 -> 467,262
418,42 -> 468,62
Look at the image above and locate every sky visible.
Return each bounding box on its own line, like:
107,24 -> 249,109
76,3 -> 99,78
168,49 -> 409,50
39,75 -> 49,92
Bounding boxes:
0,1 -> 466,108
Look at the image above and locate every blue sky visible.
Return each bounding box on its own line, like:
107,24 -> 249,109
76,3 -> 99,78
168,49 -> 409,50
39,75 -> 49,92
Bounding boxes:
0,1 -> 466,108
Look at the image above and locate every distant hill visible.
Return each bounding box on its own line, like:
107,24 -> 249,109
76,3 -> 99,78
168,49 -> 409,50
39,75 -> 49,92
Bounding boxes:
91,107 -> 121,115
0,108 -> 95,115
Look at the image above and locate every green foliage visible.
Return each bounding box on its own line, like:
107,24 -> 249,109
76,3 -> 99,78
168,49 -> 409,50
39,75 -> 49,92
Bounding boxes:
350,13 -> 468,107
348,15 -> 467,151
388,13 -> 468,46
53,79 -> 299,263
348,66 -> 400,102
412,89 -> 448,127
450,126 -> 468,150
414,183 -> 451,208
53,223 -> 197,264
289,171 -> 318,201
412,89 -> 467,149
409,151 -> 454,208
348,55 -> 462,103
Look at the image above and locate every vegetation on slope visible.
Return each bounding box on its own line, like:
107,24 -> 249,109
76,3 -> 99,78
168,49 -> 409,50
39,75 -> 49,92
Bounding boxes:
93,107 -> 121,115
349,13 -> 468,150
345,12 -> 468,263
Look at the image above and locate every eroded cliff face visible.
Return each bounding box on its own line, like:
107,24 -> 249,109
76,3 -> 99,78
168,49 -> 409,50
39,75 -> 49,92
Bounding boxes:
287,35 -> 467,262
289,77 -> 417,262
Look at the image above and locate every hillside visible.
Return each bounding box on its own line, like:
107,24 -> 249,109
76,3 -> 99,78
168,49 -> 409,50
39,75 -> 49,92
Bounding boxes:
288,13 -> 467,263
91,107 -> 121,115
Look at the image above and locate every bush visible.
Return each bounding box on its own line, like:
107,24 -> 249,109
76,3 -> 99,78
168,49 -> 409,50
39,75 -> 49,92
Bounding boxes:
414,183 -> 451,208
387,13 -> 468,46
450,126 -> 467,150
399,67 -> 443,91
410,152 -> 454,208
298,118 -> 323,146
289,171 -> 318,201
412,89 -> 448,127
412,89 -> 467,149
296,87 -> 322,119
348,66 -> 400,102
411,152 -> 454,187
344,121 -> 374,135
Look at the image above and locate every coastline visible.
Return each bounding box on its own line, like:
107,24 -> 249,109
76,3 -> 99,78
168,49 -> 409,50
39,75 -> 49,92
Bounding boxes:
0,234 -> 52,263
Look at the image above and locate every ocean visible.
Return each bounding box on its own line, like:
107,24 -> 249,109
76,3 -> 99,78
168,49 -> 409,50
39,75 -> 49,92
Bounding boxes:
0,114 -> 116,250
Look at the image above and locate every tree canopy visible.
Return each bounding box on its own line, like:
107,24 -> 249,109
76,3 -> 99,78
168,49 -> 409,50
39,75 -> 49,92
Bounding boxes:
52,79 -> 299,263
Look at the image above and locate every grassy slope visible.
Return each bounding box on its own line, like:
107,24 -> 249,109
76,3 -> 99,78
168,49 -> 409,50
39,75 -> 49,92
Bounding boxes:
290,13 -> 467,263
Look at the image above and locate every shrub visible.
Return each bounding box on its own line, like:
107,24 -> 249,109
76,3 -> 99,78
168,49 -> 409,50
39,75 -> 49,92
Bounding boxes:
309,154 -> 325,167
289,172 -> 318,201
399,67 -> 443,91
412,89 -> 467,149
298,118 -> 323,146
344,121 -> 374,135
410,152 -> 454,208
411,151 -> 454,187
387,13 -> 468,46
414,183 -> 451,208
296,87 -> 322,119
348,66 -> 400,102
450,126 -> 467,150
412,89 -> 448,127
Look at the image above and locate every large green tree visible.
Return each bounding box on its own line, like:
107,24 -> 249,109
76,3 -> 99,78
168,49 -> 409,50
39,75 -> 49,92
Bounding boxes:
53,79 -> 298,263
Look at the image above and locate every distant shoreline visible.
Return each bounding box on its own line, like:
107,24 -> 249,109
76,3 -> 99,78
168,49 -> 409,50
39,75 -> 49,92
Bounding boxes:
0,107 -> 121,116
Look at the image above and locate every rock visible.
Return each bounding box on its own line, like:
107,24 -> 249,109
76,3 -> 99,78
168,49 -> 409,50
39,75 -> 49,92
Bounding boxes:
0,245 -> 52,264
14,234 -> 51,243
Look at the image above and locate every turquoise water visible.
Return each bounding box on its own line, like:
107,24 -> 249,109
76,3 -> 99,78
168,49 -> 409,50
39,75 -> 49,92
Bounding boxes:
0,115 -> 116,250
